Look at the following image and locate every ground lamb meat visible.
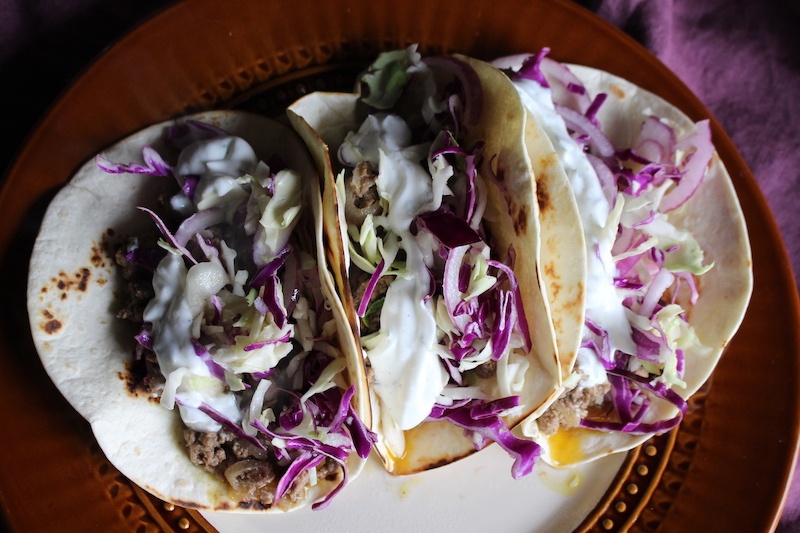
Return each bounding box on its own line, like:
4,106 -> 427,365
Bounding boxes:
184,429 -> 233,468
114,244 -> 155,324
283,468 -> 310,503
183,428 -> 335,509
344,161 -> 382,227
536,380 -> 612,436
317,457 -> 342,482
223,459 -> 276,496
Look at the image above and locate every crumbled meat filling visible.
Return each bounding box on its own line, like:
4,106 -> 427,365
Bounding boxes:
344,161 -> 382,227
114,245 -> 155,324
537,379 -> 612,436
183,428 -> 342,509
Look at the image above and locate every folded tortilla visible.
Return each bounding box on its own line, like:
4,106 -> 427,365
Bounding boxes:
287,49 -> 586,476
502,57 -> 753,466
26,110 -> 372,511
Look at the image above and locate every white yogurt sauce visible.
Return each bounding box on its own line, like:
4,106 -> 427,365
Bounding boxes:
144,254 -> 240,432
174,136 -> 257,214
514,80 -> 636,386
340,114 -> 448,430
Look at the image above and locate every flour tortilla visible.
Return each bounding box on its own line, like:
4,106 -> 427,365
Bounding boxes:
26,110 -> 370,510
519,65 -> 753,466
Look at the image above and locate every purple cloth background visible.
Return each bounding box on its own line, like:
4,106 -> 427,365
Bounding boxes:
1,0 -> 798,530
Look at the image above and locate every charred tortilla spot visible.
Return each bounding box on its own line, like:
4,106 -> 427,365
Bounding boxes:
120,360 -> 162,403
513,203 -> 529,236
421,456 -> 461,471
549,279 -> 562,301
538,152 -> 559,170
563,281 -> 585,313
536,178 -> 550,213
51,267 -> 93,300
171,498 -> 203,510
77,268 -> 90,291
40,310 -> 62,334
544,261 -> 557,280
610,84 -> 625,99
91,243 -> 105,268
40,310 -> 62,333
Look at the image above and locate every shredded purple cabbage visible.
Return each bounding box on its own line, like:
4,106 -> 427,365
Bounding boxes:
430,397 -> 541,479
96,146 -> 172,176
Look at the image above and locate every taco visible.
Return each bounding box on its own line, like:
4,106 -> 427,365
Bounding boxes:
287,47 -> 587,477
26,110 -> 374,511
493,51 -> 753,466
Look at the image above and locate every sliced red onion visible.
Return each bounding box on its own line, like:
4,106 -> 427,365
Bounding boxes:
487,254 -> 532,352
634,116 -> 677,165
539,56 -> 592,113
660,120 -> 714,212
672,271 -> 700,305
423,56 -> 484,127
585,153 -> 618,208
639,267 -> 675,318
554,103 -> 615,158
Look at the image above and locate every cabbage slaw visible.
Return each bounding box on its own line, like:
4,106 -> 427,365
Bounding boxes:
496,50 -> 714,437
338,47 -> 540,477
101,120 -> 374,510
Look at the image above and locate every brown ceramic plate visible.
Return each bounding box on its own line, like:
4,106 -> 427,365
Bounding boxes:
1,0 -> 798,531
